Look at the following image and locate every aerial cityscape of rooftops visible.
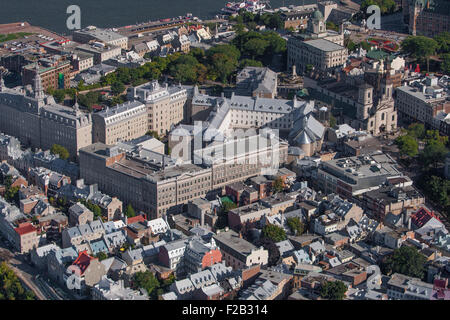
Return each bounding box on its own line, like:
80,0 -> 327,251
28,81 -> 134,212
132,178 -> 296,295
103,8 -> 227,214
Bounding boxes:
0,0 -> 450,303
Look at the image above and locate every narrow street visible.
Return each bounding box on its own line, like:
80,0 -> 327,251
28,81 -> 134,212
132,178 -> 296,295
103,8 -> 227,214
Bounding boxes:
0,239 -> 61,300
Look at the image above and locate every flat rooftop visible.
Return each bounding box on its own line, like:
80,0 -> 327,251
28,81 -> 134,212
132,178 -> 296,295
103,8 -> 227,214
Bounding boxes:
304,38 -> 345,52
213,229 -> 260,257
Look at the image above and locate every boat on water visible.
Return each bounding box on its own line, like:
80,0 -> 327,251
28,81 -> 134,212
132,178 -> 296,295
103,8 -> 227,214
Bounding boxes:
221,0 -> 268,14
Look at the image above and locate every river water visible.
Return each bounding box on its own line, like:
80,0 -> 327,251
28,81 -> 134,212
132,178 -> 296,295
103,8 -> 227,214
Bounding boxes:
0,0 -> 317,34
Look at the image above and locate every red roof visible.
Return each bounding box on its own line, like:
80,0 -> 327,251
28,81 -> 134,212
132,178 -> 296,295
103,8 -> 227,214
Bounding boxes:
411,207 -> 440,228
72,251 -> 95,276
14,222 -> 36,236
127,214 -> 146,225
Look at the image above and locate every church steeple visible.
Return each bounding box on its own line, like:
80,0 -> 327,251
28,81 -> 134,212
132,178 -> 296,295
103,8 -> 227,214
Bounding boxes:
32,63 -> 44,100
73,93 -> 82,115
193,84 -> 199,96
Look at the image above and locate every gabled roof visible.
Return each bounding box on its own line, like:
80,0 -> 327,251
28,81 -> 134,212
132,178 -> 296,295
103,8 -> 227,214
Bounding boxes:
127,214 -> 146,225
72,250 -> 95,276
14,222 -> 37,236
412,207 -> 440,229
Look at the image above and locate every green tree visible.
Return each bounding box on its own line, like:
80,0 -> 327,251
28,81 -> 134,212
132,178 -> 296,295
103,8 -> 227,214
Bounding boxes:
50,144 -> 70,160
222,201 -> 237,213
96,252 -> 108,261
111,82 -> 125,96
395,134 -> 419,158
145,130 -> 160,140
244,38 -> 269,60
268,13 -> 283,30
286,217 -> 304,236
401,36 -> 438,71
49,89 -> 65,103
0,262 -> 35,300
420,175 -> 450,213
361,0 -> 396,15
161,274 -> 176,290
329,114 -> 337,128
210,53 -> 238,83
207,44 -> 241,62
171,63 -> 198,83
441,53 -> 450,74
420,139 -> 448,168
359,41 -> 372,51
4,186 -> 19,203
381,246 -> 427,279
262,223 -> 286,242
125,203 -> 136,218
320,280 -> 347,300
239,59 -> 263,68
434,31 -> 450,54
407,123 -> 425,139
272,177 -> 284,193
133,271 -> 160,298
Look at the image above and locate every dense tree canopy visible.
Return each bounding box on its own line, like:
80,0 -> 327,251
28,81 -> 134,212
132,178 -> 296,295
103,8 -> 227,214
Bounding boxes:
286,217 -> 304,236
407,123 -> 425,139
420,139 -> 448,168
0,262 -> 35,300
381,246 -> 427,279
401,36 -> 438,61
361,0 -> 396,15
261,223 -> 286,242
50,144 -> 70,160
272,177 -> 284,193
395,134 -> 419,158
320,280 -> 348,300
133,271 -> 160,298
434,32 -> 450,54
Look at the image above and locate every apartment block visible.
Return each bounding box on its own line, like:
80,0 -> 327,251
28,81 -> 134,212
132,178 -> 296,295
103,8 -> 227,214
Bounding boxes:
213,229 -> 268,270
93,101 -> 148,144
127,81 -> 188,136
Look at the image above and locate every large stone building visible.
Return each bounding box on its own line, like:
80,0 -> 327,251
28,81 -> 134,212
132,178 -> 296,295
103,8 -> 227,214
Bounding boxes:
402,0 -> 450,37
79,142 -> 208,219
287,10 -> 347,74
213,229 -> 268,270
312,152 -> 406,199
235,67 -> 278,99
73,26 -> 128,50
396,75 -> 450,134
127,81 -> 188,136
80,134 -> 288,218
192,134 -> 289,191
306,74 -> 397,136
22,59 -> 71,91
188,89 -> 310,137
76,43 -> 122,65
0,74 -> 92,159
92,101 -> 148,144
281,10 -> 314,30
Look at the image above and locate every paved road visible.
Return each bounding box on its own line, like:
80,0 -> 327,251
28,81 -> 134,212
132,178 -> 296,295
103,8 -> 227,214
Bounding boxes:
0,239 -> 60,300
0,246 -> 47,300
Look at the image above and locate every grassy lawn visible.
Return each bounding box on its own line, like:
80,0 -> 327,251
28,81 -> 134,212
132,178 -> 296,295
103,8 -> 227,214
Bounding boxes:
0,32 -> 33,43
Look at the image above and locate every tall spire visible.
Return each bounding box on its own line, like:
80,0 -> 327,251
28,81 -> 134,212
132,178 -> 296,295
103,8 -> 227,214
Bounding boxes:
73,92 -> 81,115
33,62 -> 44,99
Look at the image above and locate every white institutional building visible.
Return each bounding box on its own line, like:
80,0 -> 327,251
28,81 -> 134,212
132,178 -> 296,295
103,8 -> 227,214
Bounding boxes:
0,70 -> 92,159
